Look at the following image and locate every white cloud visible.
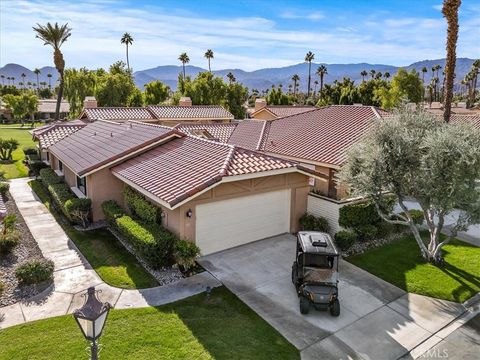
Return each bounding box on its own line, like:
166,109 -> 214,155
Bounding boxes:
279,10 -> 325,21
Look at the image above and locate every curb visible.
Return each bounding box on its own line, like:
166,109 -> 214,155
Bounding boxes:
463,292 -> 480,309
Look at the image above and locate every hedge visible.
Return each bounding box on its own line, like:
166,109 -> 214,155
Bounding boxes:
115,215 -> 175,268
334,230 -> 357,251
124,186 -> 160,224
65,198 -> 92,227
0,182 -> 9,195
174,239 -> 200,270
102,200 -> 125,226
23,146 -> 38,155
339,201 -> 381,229
28,161 -> 48,176
15,259 -> 54,285
299,213 -> 330,233
39,168 -> 62,185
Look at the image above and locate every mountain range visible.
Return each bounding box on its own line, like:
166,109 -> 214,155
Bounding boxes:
0,58 -> 476,92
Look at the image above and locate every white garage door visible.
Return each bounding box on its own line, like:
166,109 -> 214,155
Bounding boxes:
196,189 -> 291,255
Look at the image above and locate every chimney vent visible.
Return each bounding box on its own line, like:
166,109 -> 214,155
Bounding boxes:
179,97 -> 192,107
255,98 -> 267,112
110,132 -> 113,137
83,96 -> 98,109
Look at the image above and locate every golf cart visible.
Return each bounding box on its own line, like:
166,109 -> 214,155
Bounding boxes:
291,231 -> 340,316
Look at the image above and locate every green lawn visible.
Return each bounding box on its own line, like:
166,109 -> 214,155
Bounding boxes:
0,287 -> 299,360
347,234 -> 480,302
29,180 -> 158,289
0,126 -> 37,178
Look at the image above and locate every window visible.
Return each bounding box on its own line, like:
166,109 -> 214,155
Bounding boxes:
76,176 -> 87,196
58,161 -> 63,172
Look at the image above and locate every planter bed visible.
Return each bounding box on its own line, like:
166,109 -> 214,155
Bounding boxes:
0,193 -> 53,307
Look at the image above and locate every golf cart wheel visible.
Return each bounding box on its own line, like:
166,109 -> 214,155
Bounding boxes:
330,299 -> 340,317
300,296 -> 310,314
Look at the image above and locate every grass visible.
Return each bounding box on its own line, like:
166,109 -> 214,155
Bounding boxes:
29,179 -> 158,289
0,287 -> 299,360
347,234 -> 480,302
0,127 -> 37,179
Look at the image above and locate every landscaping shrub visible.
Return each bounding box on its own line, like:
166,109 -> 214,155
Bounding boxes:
334,230 -> 357,251
28,160 -> 48,176
339,201 -> 381,229
115,215 -> 175,268
124,186 -> 160,224
102,200 -> 125,226
39,168 -> 62,185
406,209 -> 424,225
15,259 -> 54,285
0,182 -> 9,195
65,198 -> 92,227
23,146 -> 38,156
0,138 -> 19,161
26,154 -> 40,162
0,230 -> 20,253
174,239 -> 200,271
356,224 -> 378,242
299,213 -> 330,233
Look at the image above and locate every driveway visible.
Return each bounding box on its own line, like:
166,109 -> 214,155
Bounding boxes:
198,234 -> 466,360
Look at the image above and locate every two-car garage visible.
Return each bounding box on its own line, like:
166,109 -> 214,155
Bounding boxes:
195,189 -> 292,255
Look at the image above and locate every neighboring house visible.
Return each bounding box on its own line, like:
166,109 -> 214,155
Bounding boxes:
46,120 -> 322,254
37,99 -> 70,120
250,98 -> 316,120
78,97 -> 234,125
31,120 -> 86,162
425,102 -> 480,116
178,105 -> 388,199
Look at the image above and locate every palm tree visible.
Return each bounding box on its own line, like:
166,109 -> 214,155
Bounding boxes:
313,80 -> 318,96
0,74 -> 4,85
360,70 -> 368,82
33,22 -> 72,121
204,49 -> 214,72
316,65 -> 327,99
471,59 -> 480,105
120,32 -> 133,72
375,72 -> 383,79
226,72 -> 236,84
421,66 -> 428,84
304,51 -> 315,97
21,73 -> 27,88
291,74 -> 300,96
178,52 -> 190,80
11,77 -> 15,86
47,73 -> 52,88
384,72 -> 391,80
33,68 -> 41,91
27,81 -> 32,89
369,69 -> 376,79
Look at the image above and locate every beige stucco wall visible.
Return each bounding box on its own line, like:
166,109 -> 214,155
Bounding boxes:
158,172 -> 310,243
251,109 -> 277,120
87,168 -> 126,221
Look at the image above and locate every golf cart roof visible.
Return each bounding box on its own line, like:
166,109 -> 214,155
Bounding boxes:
297,231 -> 339,256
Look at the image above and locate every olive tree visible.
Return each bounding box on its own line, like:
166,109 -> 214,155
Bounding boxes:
338,109 -> 480,264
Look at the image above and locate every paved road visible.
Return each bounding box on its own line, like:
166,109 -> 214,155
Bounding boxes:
198,234 -> 467,360
0,178 -> 220,329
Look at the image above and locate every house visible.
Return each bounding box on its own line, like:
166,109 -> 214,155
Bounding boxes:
37,99 -> 70,120
78,97 -> 234,125
250,98 -> 316,120
46,120 -> 324,254
178,105 -> 388,199
425,101 -> 480,116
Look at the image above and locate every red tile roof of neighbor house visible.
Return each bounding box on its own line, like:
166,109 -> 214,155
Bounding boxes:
174,123 -> 237,143
49,120 -> 182,176
252,105 -> 317,118
111,135 -> 318,208
447,114 -> 480,129
38,99 -> 70,113
80,107 -> 157,121
32,121 -> 86,149
146,105 -> 234,120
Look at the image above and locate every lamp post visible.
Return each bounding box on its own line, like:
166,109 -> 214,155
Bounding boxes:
73,287 -> 111,360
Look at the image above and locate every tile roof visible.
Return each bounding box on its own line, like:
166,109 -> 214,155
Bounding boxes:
174,123 -> 237,143
227,120 -> 266,150
32,121 -> 86,149
261,105 -> 317,118
112,135 -> 312,208
147,105 -> 234,120
38,100 -> 70,113
80,107 -> 156,121
445,114 -> 480,129
49,120 -> 180,176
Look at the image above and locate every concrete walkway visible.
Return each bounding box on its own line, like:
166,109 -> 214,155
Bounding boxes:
0,178 -> 220,329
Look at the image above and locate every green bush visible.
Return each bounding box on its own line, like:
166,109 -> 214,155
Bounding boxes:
0,182 -> 9,195
124,186 -> 160,224
15,259 -> 54,285
115,215 -> 175,268
26,154 -> 40,161
28,161 -> 48,176
23,146 -> 38,155
174,239 -> 200,270
102,200 -> 125,226
39,168 -> 62,185
299,213 -> 330,233
356,224 -> 378,242
339,201 -> 381,229
65,198 -> 91,227
48,183 -> 75,219
334,230 -> 357,251
406,209 -> 424,225
0,230 -> 20,253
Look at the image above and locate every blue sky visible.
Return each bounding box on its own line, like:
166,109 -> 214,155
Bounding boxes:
1,0 -> 479,71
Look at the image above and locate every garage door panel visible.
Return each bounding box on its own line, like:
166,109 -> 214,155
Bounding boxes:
196,190 -> 291,255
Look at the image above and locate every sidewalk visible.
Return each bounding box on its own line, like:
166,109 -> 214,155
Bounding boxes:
0,178 -> 220,329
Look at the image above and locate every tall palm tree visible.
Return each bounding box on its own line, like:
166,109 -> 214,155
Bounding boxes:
178,52 -> 190,80
471,59 -> 480,105
291,74 -> 300,96
226,72 -> 236,84
11,77 -> 15,86
316,65 -> 327,98
369,69 -> 376,79
120,32 -> 133,71
47,73 -> 52,88
384,72 -> 391,80
204,49 -> 214,72
33,68 -> 41,92
421,66 -> 428,84
360,70 -> 368,82
304,51 -> 315,97
0,74 -> 4,85
33,22 -> 72,121
21,73 -> 27,88
313,80 -> 318,96
442,0 -> 460,123
375,72 -> 383,79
